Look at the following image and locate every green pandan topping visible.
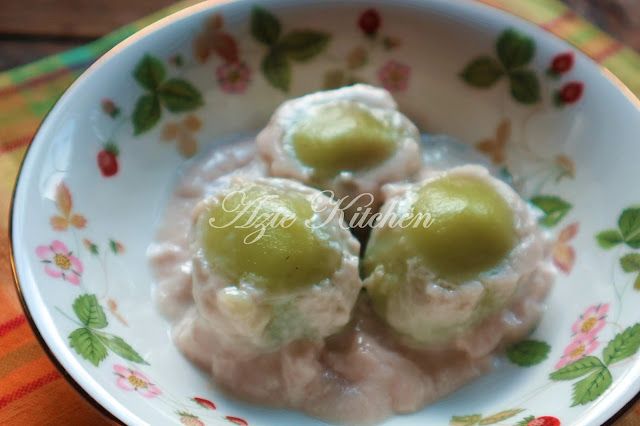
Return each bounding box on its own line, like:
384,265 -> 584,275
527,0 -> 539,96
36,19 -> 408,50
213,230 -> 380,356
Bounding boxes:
291,103 -> 399,176
198,182 -> 342,293
407,174 -> 516,281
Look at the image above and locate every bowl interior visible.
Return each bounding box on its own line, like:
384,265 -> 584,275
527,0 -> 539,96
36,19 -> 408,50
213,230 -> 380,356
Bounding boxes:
11,0 -> 640,425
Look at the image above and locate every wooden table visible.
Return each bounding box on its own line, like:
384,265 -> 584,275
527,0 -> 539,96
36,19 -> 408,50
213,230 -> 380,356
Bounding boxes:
0,0 -> 182,70
0,0 -> 639,71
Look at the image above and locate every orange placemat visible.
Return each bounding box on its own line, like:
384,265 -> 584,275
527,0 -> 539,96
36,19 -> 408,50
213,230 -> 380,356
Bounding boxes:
1,0 -> 640,424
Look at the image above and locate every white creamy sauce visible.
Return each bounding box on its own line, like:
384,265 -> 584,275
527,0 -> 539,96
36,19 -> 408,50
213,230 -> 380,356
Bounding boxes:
148,135 -> 555,425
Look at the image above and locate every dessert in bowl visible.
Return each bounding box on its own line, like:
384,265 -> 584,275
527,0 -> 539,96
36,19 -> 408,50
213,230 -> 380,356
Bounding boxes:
149,84 -> 554,424
10,0 -> 640,425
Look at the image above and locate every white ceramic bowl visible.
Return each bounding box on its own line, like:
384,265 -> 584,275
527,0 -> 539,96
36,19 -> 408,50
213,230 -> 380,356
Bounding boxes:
10,0 -> 640,425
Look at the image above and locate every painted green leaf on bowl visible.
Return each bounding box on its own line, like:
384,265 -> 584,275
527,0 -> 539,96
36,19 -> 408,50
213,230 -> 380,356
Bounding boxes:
506,340 -> 550,367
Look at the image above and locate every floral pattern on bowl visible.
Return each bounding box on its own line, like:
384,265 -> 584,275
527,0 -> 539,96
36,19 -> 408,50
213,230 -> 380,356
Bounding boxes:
10,0 -> 640,425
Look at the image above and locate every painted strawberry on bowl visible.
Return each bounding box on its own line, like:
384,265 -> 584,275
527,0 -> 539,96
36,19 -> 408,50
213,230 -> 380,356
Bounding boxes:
97,143 -> 119,177
521,416 -> 561,426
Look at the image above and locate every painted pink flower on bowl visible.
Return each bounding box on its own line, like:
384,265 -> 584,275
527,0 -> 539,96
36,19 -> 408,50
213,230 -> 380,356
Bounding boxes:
378,60 -> 410,92
216,61 -> 251,94
571,303 -> 609,339
36,240 -> 83,285
114,364 -> 162,398
554,334 -> 599,370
